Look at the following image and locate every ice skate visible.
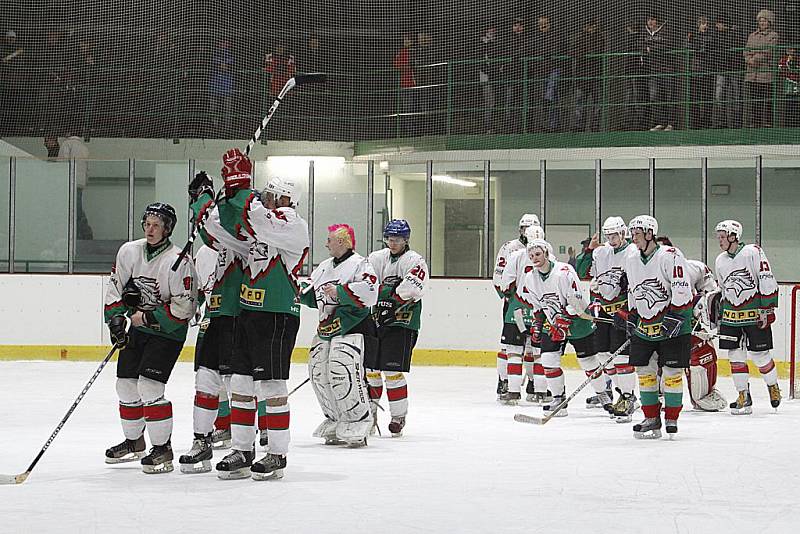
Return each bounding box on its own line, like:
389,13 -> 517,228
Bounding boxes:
216,449 -> 254,480
178,433 -> 212,474
586,389 -> 612,409
665,419 -> 678,439
611,392 -> 637,424
141,442 -> 174,474
729,389 -> 753,415
528,390 -> 552,405
597,391 -> 614,414
633,416 -> 662,439
388,416 -> 406,437
259,429 -> 269,449
499,391 -> 521,405
105,435 -> 146,464
210,428 -> 231,449
543,395 -> 568,417
251,453 -> 286,481
496,379 -> 508,401
768,383 -> 781,410
525,381 -> 536,402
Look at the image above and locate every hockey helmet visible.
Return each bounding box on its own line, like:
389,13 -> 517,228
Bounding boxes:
383,219 -> 411,239
141,202 -> 177,236
263,176 -> 301,207
524,225 -> 545,241
527,238 -> 553,258
602,216 -> 627,238
628,215 -> 658,236
519,213 -> 540,228
715,220 -> 742,240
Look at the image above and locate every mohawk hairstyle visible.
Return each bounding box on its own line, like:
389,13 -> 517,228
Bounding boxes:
328,223 -> 356,249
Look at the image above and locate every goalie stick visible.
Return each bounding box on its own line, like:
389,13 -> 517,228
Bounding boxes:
514,338 -> 631,426
171,72 -> 328,271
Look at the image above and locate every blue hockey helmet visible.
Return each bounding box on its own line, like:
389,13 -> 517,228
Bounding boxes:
383,219 -> 411,239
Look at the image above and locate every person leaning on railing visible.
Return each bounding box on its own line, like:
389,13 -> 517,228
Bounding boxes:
744,9 -> 779,128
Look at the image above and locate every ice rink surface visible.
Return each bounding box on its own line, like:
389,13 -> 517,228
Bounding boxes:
1,361 -> 799,534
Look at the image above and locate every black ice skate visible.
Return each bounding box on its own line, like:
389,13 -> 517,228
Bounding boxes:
178,433 -> 213,474
259,428 -> 269,448
543,395 -> 568,417
211,428 -> 232,449
768,383 -> 781,409
105,435 -> 146,464
730,388 -> 753,415
585,389 -> 613,409
141,442 -> 174,474
525,380 -> 536,402
597,391 -> 614,414
611,392 -> 638,424
388,416 -> 406,437
499,391 -> 521,405
496,378 -> 508,400
251,453 -> 286,481
665,419 -> 678,439
216,449 -> 254,480
528,390 -> 552,405
633,416 -> 662,439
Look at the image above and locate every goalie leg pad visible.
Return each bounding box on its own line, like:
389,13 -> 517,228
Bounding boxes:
309,337 -> 339,436
686,339 -> 726,411
116,378 -> 145,440
329,333 -> 373,444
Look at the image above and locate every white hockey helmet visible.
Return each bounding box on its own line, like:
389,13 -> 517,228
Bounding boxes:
524,225 -> 545,241
263,176 -> 301,207
527,238 -> 553,258
628,215 -> 658,236
602,216 -> 627,238
519,213 -> 540,228
715,219 -> 743,240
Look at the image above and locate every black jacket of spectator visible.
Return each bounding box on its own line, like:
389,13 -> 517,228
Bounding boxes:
641,22 -> 675,74
572,26 -> 605,82
502,26 -> 531,81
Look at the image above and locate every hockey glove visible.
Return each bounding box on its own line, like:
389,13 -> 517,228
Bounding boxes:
375,298 -> 398,327
188,171 -> 214,202
757,309 -> 776,330
121,279 -> 141,308
660,311 -> 685,338
547,315 -> 572,343
108,315 -> 130,348
530,320 -> 543,345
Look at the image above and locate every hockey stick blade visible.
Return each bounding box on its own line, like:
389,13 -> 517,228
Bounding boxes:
0,471 -> 30,485
513,413 -> 545,425
294,72 -> 327,85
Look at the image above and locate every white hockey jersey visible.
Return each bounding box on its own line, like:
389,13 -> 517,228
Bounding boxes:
590,242 -> 637,312
499,248 -> 536,325
714,244 -> 778,326
300,251 -> 379,339
368,248 -> 428,331
105,238 -> 198,342
624,245 -> 693,340
686,259 -> 717,294
194,244 -> 217,304
493,238 -> 526,296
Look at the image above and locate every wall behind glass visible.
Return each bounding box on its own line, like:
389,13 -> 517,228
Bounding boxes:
431,161 -> 484,277
385,163 -> 427,265
15,159 -> 69,272
707,159 -> 756,270
762,159 -> 800,282
601,159 -> 649,228
0,157 -> 8,271
545,161 -> 595,264
490,160 -> 540,262
76,161 -> 130,272
134,161 -> 189,246
654,159 -> 702,260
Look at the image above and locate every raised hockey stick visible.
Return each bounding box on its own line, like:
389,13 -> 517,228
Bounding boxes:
0,341 -> 123,484
171,72 -> 328,272
514,338 -> 631,426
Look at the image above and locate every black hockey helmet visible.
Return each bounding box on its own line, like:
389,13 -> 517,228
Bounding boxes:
141,202 -> 177,236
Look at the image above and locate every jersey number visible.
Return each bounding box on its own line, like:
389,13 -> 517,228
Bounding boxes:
673,266 -> 684,278
760,261 -> 770,272
410,265 -> 426,280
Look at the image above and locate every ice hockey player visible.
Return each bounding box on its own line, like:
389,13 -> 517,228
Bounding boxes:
713,220 -> 781,414
492,213 -> 540,398
299,224 -> 378,447
178,172 -> 244,474
519,238 -> 609,417
590,217 -> 638,422
621,216 -> 693,438
366,220 -> 428,436
189,150 -> 309,480
656,236 -> 727,412
104,203 -> 198,473
497,224 -> 549,404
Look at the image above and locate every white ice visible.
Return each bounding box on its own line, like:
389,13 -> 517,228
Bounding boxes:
1,361 -> 799,534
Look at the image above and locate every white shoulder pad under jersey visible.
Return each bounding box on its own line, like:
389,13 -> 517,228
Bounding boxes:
194,244 -> 218,301
309,253 -> 379,323
367,248 -> 428,302
590,242 -> 637,303
242,203 -> 310,282
493,238 -> 525,291
625,246 -> 692,320
521,260 -> 588,323
715,244 -> 778,307
686,259 -> 717,294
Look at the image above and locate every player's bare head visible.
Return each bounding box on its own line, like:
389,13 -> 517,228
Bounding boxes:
602,216 -> 627,247
527,238 -> 552,270
628,215 -> 658,252
715,220 -> 742,252
327,223 -> 355,257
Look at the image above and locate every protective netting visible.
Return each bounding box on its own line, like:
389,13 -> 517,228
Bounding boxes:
1,1 -> 799,148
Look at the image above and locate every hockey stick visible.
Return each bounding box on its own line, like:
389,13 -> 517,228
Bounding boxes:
171,72 -> 328,272
514,338 -> 631,426
288,377 -> 310,397
0,342 -> 122,484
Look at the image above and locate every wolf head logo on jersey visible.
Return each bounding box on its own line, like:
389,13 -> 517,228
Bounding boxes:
382,275 -> 403,291
632,279 -> 669,310
538,292 -> 563,322
250,241 -> 271,263
595,268 -> 625,291
723,268 -> 756,298
132,276 -> 161,310
316,281 -> 340,321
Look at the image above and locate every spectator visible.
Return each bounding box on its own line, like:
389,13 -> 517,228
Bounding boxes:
392,33 -> 417,136
478,22 -> 500,134
711,14 -> 743,129
744,9 -> 779,128
501,17 -> 531,133
641,13 -> 676,131
618,20 -> 645,130
209,39 -> 234,135
44,135 -> 60,158
778,46 -> 800,127
74,36 -> 97,134
58,133 -> 93,240
687,16 -> 714,129
570,18 -> 605,132
265,43 -> 295,99
530,15 -> 563,132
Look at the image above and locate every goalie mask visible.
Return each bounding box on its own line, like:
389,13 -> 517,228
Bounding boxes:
141,202 -> 177,237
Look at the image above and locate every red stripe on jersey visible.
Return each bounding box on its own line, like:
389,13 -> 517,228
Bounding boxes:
266,411 -> 290,431
119,404 -> 144,421
544,368 -> 563,378
165,304 -> 188,324
194,392 -> 219,411
730,362 -> 749,374
664,405 -> 682,420
507,363 -> 523,375
386,385 -> 408,402
144,402 -> 173,422
758,360 -> 775,374
231,407 -> 256,426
